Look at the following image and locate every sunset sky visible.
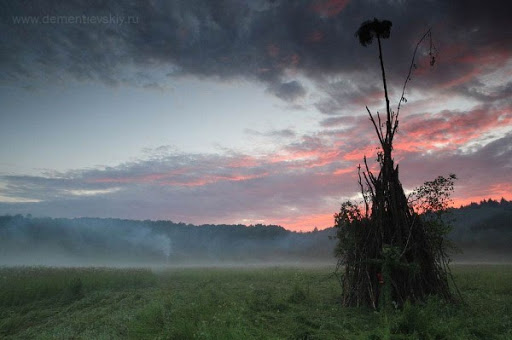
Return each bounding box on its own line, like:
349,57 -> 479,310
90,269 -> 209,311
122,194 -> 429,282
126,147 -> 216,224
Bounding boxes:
1,0 -> 511,231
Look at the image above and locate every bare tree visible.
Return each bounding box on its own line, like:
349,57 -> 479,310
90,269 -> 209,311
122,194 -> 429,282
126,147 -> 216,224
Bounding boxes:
334,18 -> 458,308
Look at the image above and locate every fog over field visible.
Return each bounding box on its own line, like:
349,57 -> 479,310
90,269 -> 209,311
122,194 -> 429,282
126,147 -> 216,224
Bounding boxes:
0,214 -> 336,267
1,199 -> 510,267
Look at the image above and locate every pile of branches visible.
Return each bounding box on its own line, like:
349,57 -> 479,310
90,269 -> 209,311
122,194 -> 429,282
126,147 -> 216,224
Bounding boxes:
334,19 -> 459,308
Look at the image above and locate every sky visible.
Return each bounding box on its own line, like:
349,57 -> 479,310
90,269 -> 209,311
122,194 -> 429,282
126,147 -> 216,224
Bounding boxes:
0,0 -> 511,231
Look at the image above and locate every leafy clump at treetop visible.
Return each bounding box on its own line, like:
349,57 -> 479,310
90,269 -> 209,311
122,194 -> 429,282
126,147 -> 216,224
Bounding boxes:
334,18 -> 459,309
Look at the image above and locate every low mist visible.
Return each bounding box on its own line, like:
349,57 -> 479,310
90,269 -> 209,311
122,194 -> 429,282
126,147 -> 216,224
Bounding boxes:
0,215 -> 337,267
1,199 -> 511,267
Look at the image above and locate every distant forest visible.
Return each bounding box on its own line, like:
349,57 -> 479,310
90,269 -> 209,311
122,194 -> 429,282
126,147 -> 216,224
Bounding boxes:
1,199 -> 511,266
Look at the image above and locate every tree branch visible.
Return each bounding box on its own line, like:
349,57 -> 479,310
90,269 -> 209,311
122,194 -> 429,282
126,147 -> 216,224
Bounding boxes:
367,106 -> 384,147
394,28 -> 433,137
358,164 -> 370,217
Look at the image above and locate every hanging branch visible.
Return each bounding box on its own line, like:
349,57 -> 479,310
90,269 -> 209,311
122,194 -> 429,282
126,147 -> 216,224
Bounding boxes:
393,28 -> 438,136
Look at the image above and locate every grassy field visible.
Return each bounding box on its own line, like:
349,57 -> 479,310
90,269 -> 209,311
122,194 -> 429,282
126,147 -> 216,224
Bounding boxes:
0,265 -> 511,339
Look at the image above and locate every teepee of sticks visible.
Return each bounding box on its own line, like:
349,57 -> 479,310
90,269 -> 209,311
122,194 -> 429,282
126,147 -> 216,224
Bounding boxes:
334,18 -> 458,308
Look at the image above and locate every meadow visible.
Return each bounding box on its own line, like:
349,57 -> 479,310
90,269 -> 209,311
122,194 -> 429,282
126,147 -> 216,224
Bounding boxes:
0,265 -> 511,339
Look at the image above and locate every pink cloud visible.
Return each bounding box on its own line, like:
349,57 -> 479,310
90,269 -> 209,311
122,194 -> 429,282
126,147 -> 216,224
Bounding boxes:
397,106 -> 512,152
6,102 -> 511,232
161,172 -> 271,187
437,46 -> 511,89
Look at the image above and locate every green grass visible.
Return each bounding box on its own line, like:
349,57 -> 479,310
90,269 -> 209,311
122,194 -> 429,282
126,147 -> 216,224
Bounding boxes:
0,265 -> 511,339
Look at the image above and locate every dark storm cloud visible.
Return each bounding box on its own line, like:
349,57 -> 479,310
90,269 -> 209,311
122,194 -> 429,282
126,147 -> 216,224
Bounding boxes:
2,0 -> 511,104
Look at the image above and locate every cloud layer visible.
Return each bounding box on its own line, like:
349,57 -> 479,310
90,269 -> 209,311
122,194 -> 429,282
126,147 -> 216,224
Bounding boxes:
1,0 -> 511,230
3,1 -> 512,102
1,125 -> 510,230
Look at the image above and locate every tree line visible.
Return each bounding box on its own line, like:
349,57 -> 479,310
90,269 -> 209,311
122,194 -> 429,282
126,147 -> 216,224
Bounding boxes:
0,199 -> 510,266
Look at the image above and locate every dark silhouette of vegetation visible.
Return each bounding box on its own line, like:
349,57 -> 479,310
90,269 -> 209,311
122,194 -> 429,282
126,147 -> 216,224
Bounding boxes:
334,18 -> 457,308
450,198 -> 512,254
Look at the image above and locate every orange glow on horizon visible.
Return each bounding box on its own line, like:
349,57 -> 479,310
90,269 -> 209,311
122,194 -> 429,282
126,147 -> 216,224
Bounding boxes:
273,213 -> 335,232
276,191 -> 512,232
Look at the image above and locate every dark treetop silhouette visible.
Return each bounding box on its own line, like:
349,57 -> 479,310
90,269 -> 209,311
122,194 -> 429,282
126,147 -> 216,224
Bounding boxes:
334,18 -> 457,308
